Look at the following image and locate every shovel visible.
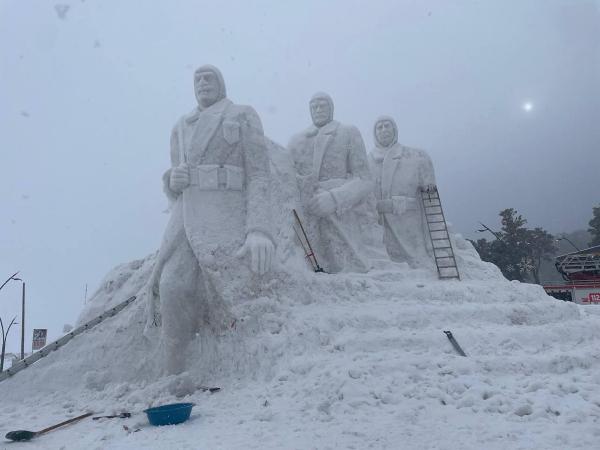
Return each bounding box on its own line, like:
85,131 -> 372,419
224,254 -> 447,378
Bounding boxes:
5,412 -> 93,442
93,412 -> 131,420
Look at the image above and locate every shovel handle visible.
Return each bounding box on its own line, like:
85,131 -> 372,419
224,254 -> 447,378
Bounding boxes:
38,412 -> 93,435
93,413 -> 131,420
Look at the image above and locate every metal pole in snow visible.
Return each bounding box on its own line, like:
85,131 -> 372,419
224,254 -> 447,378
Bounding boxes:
20,282 -> 25,360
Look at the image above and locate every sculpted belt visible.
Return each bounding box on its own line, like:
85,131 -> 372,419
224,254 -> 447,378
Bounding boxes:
317,178 -> 346,191
188,164 -> 244,191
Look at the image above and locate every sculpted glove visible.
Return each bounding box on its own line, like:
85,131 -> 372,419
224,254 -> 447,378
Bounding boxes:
236,231 -> 275,275
308,191 -> 338,217
169,164 -> 190,193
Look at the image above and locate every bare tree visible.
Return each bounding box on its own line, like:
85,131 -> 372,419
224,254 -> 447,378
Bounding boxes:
0,316 -> 18,372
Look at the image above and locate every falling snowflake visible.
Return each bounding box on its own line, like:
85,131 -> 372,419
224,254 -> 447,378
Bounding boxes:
54,4 -> 70,20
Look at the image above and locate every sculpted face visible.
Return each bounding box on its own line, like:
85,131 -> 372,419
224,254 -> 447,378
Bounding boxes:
195,70 -> 220,107
375,120 -> 396,148
310,98 -> 332,128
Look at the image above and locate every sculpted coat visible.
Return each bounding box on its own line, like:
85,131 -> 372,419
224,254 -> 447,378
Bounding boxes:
163,97 -> 273,257
370,116 -> 435,267
146,65 -> 273,374
289,102 -> 373,273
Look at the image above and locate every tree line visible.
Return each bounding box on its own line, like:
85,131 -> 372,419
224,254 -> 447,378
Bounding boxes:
470,205 -> 600,284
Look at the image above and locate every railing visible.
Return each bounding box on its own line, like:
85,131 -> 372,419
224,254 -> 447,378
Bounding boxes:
542,281 -> 600,289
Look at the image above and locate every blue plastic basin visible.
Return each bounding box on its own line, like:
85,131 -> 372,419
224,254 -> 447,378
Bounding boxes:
143,402 -> 195,426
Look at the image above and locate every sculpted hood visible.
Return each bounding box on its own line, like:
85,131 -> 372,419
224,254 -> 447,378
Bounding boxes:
373,115 -> 398,149
194,64 -> 227,106
310,91 -> 334,123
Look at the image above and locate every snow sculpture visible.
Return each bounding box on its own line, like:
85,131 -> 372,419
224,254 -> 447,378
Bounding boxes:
145,65 -> 274,374
288,92 -> 373,273
369,116 -> 436,267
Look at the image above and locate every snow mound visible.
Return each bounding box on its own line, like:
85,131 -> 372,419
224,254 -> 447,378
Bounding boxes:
3,242 -> 599,449
2,144 -> 599,449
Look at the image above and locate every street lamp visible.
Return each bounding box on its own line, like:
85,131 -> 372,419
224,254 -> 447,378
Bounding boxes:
0,273 -> 25,360
11,278 -> 25,360
0,316 -> 17,372
0,272 -> 19,293
556,237 -> 580,252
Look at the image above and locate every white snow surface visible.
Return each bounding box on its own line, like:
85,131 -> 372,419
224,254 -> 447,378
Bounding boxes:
2,144 -> 600,448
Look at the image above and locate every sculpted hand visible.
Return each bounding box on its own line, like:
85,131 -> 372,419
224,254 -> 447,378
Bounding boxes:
308,191 -> 337,217
169,164 -> 190,193
236,231 -> 274,275
376,199 -> 393,214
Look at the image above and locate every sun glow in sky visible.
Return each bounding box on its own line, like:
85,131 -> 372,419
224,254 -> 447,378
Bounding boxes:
522,101 -> 534,112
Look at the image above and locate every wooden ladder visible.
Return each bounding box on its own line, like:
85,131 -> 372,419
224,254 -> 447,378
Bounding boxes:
420,186 -> 460,280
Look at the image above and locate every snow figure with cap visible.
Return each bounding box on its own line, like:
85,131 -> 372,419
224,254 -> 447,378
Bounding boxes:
145,65 -> 274,374
369,116 -> 436,267
288,93 -> 373,273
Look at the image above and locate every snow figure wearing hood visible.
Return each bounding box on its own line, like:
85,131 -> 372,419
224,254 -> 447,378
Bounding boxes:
369,116 -> 436,267
288,93 -> 373,273
145,65 -> 274,374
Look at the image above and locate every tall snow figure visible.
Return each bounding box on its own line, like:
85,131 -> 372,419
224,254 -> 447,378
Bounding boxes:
146,65 -> 274,374
369,116 -> 436,267
288,93 -> 373,273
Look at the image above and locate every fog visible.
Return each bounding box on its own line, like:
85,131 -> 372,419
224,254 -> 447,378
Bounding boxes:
1,0 -> 598,350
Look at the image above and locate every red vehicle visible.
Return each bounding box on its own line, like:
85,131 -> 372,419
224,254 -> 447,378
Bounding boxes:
543,245 -> 600,304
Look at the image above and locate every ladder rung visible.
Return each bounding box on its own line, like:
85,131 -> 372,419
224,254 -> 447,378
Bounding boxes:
421,187 -> 460,281
428,225 -> 446,230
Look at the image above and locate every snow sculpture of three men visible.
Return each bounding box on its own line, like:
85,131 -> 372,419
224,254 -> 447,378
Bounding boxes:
288,92 -> 373,273
369,116 -> 437,267
145,65 -> 440,374
146,65 -> 275,374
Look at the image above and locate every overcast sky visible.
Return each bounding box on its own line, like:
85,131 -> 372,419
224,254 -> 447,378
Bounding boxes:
1,0 -> 599,350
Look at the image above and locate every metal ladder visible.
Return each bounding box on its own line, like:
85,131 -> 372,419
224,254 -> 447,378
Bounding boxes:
420,186 -> 460,280
0,295 -> 136,382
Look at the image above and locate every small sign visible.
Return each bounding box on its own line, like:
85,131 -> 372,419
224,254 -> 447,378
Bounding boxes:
588,293 -> 600,304
32,329 -> 47,351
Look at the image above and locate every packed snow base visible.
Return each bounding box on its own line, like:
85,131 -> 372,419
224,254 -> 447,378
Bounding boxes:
1,243 -> 600,449
1,136 -> 598,448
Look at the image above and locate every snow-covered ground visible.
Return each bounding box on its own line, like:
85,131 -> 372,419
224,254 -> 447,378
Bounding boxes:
1,237 -> 599,449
